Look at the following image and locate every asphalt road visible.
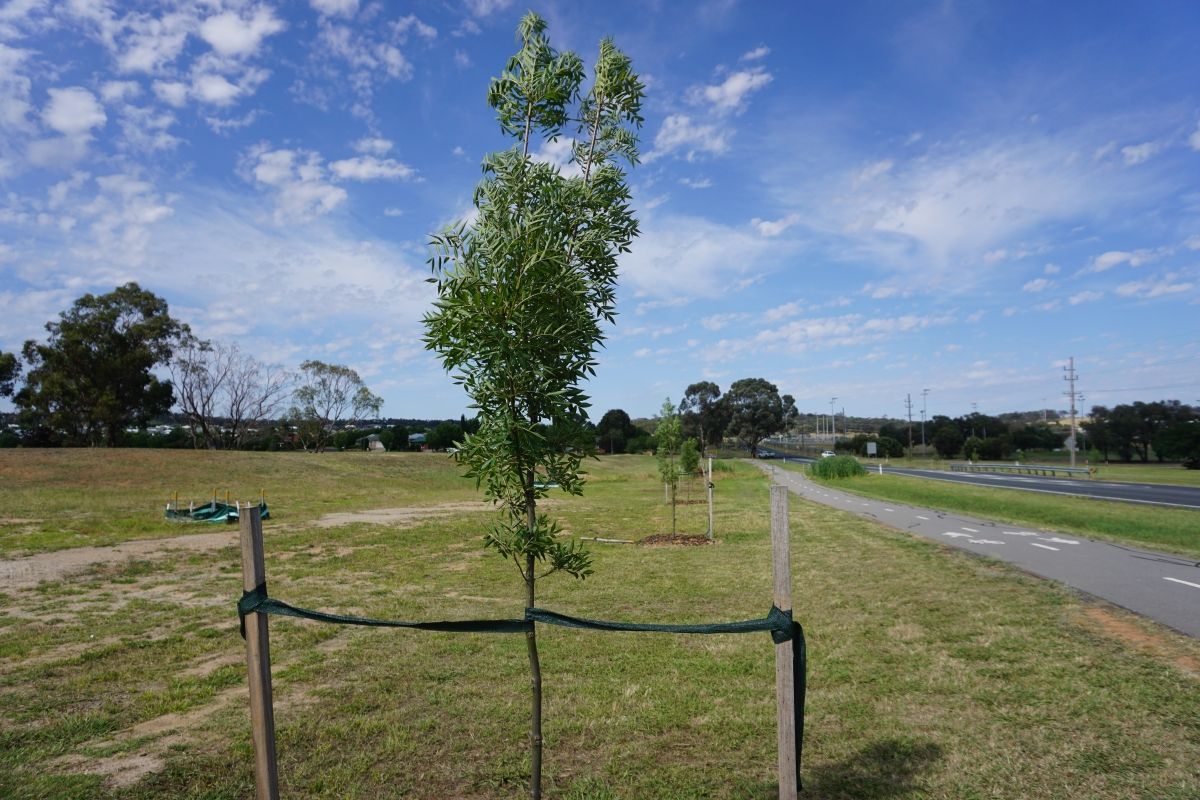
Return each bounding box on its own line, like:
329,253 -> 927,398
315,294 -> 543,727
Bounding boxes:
757,449 -> 1200,510
755,462 -> 1200,639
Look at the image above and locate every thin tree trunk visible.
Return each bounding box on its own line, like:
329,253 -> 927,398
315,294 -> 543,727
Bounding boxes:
525,484 -> 543,800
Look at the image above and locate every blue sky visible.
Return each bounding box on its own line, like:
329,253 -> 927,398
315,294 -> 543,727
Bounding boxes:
2,0 -> 1199,422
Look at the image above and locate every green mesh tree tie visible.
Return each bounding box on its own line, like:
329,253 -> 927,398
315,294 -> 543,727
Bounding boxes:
236,584 -> 806,786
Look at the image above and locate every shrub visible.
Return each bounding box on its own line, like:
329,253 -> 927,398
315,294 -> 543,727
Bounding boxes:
808,454 -> 866,479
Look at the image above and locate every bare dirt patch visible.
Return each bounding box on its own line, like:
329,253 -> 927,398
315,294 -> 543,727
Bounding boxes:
310,502 -> 490,529
1076,606 -> 1200,678
0,502 -> 491,590
639,533 -> 713,547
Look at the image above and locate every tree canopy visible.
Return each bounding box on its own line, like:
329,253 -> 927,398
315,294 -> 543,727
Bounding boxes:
0,351 -> 18,398
289,360 -> 382,452
678,381 -> 729,451
15,283 -> 187,446
724,377 -> 789,456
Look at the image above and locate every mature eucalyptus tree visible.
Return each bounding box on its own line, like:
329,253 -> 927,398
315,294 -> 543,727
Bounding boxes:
423,12 -> 642,799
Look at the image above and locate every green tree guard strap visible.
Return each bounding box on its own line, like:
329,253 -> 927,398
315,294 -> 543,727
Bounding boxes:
237,583 -> 532,639
236,587 -> 806,781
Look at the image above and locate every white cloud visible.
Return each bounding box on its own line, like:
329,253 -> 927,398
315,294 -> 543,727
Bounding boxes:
1115,274 -> 1194,299
205,109 -> 260,135
751,212 -> 801,237
701,312 -> 956,363
1189,122 -> 1200,152
193,73 -> 241,105
328,155 -> 417,181
27,136 -> 90,167
454,49 -> 471,68
1022,278 -> 1050,293
1121,141 -> 1162,166
0,44 -> 34,132
1044,262 -> 1060,274
395,15 -> 436,40
382,207 -> 404,217
688,67 -> 772,115
354,137 -> 393,155
762,301 -> 801,322
464,0 -> 513,16
645,114 -> 730,162
116,10 -> 194,74
242,146 -> 348,222
740,46 -> 770,61
782,135 -> 1148,286
118,104 -> 181,150
679,177 -> 712,189
152,80 -> 188,107
1068,290 -> 1103,305
854,159 -> 893,186
199,8 -> 285,58
619,213 -> 779,299
100,80 -> 141,103
310,0 -> 359,17
42,87 -> 106,135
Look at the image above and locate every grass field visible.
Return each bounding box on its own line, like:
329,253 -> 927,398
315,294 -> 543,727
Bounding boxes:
785,464 -> 1200,560
1,451 -> 1198,798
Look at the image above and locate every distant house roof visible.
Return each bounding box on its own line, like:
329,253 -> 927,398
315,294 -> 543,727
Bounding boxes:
409,433 -> 427,444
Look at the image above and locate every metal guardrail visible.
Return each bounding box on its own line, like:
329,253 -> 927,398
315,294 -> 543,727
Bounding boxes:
949,462 -> 1093,479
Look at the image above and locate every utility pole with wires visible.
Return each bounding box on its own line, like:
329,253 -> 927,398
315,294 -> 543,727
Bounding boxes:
920,388 -> 929,456
829,396 -> 837,445
1063,357 -> 1082,468
905,393 -> 914,455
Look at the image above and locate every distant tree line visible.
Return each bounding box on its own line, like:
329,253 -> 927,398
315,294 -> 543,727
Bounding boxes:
594,378 -> 796,457
1084,401 -> 1198,467
0,283 -> 476,452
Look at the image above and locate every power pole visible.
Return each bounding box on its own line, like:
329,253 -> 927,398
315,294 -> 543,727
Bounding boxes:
920,388 -> 929,456
829,396 -> 837,445
1063,356 -> 1081,468
905,393 -> 914,455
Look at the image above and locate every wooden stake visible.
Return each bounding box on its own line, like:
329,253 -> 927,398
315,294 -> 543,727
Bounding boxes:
706,457 -> 714,540
239,504 -> 280,800
771,484 -> 797,799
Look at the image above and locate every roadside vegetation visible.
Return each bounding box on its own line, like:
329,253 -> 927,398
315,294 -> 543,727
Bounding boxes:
791,464 -> 1200,559
1,452 -> 1197,798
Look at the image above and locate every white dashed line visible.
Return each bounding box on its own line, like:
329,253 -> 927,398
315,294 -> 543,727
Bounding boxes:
942,532 -> 973,539
916,515 -> 929,520
1042,537 -> 1079,545
961,527 -> 979,533
883,508 -> 895,512
1030,543 -> 1060,551
1002,531 -> 1039,536
1163,577 -> 1200,589
969,539 -> 1004,545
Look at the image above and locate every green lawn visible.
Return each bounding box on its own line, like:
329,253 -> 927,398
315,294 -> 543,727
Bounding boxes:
1,452 -> 1197,798
784,463 -> 1200,559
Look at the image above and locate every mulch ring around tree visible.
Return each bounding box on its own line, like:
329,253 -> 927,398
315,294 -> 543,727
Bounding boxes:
639,534 -> 713,547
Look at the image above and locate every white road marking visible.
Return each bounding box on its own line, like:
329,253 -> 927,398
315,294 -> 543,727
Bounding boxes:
1002,531 -> 1039,536
1163,577 -> 1200,589
1042,537 -> 1079,545
969,539 -> 1004,545
916,515 -> 930,520
961,527 -> 979,533
1030,543 -> 1060,551
883,508 -> 895,512
942,532 -> 973,538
